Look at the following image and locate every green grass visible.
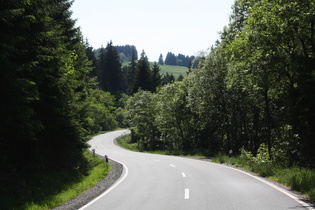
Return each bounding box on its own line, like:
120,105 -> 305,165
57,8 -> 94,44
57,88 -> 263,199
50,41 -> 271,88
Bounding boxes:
158,64 -> 188,79
1,150 -> 111,210
213,154 -> 315,201
117,135 -> 139,152
123,61 -> 188,80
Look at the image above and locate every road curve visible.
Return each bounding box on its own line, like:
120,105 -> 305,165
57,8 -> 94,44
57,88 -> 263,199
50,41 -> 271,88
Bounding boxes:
80,129 -> 314,210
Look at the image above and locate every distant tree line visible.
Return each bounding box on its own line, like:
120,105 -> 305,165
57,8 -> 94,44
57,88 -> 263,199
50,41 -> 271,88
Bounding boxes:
161,52 -> 195,67
94,45 -> 138,63
115,45 -> 138,63
89,43 -> 165,96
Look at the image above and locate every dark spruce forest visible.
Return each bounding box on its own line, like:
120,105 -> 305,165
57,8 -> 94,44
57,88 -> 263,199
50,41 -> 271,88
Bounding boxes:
1,0 -> 315,208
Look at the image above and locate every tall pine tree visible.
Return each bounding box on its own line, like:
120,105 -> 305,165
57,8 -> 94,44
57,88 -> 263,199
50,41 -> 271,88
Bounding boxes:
151,62 -> 162,92
0,0 -> 92,174
131,51 -> 152,93
127,50 -> 137,94
158,54 -> 164,65
97,41 -> 122,95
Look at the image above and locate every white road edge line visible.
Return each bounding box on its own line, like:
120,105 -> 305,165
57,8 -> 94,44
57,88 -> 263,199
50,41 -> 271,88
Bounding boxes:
169,164 -> 176,167
209,162 -> 314,210
78,157 -> 129,210
185,188 -> 189,199
182,172 -> 186,178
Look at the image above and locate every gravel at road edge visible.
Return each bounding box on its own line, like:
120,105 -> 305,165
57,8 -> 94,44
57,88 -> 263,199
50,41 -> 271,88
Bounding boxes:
53,157 -> 123,210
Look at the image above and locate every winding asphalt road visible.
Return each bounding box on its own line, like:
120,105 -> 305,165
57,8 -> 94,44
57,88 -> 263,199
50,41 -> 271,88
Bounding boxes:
80,129 -> 314,210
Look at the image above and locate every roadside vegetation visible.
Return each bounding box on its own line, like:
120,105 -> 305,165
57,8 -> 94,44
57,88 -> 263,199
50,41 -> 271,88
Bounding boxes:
213,144 -> 315,201
1,151 -> 110,210
122,0 -> 315,170
117,135 -> 204,157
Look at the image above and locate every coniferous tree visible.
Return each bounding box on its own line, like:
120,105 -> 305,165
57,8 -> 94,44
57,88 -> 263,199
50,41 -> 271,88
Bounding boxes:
151,62 -> 162,92
177,74 -> 184,81
97,41 -> 122,95
161,72 -> 175,85
158,54 -> 164,65
165,52 -> 177,65
127,50 -> 137,94
131,50 -> 152,93
0,0 -> 92,172
85,39 -> 97,77
115,45 -> 138,61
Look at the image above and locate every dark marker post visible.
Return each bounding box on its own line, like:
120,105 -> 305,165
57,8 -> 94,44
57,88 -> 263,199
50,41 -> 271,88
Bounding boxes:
105,155 -> 109,168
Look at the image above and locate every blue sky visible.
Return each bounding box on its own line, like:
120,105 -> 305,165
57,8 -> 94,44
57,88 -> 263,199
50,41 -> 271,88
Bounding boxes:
71,0 -> 235,61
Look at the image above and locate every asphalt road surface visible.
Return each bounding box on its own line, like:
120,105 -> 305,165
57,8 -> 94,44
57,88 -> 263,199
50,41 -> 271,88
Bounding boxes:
80,129 -> 314,210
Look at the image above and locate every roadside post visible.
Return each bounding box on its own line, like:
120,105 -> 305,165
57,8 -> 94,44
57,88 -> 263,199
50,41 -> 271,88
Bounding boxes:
105,155 -> 108,168
229,150 -> 233,164
92,149 -> 95,157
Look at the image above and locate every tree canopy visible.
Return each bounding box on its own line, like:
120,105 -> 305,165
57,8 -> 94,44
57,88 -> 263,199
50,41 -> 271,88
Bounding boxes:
123,0 -> 315,168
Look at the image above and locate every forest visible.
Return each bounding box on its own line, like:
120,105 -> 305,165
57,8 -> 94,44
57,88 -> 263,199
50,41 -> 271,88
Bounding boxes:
0,0 -> 169,184
124,0 -> 315,169
0,0 -> 314,205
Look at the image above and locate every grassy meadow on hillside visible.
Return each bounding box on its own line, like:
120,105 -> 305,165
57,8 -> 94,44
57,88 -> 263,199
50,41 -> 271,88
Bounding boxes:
123,62 -> 188,80
158,64 -> 188,79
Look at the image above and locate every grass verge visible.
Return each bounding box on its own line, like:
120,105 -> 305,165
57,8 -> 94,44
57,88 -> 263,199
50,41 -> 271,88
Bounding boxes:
213,154 -> 315,201
117,135 -> 208,157
1,150 -> 111,210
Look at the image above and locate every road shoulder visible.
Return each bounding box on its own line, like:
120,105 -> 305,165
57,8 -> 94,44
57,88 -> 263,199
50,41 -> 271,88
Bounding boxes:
53,157 -> 123,210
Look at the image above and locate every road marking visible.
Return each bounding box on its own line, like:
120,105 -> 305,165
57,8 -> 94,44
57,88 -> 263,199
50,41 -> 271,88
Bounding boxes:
182,172 -> 186,177
169,164 -> 176,167
139,155 -> 145,159
185,189 -> 189,199
154,159 -> 160,162
79,157 -> 129,210
209,162 -> 315,210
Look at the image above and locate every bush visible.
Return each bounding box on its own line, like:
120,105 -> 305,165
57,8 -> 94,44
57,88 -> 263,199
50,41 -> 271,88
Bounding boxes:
213,153 -> 230,164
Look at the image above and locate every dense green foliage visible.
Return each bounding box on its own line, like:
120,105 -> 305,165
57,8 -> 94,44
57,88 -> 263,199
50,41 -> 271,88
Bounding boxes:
123,0 -> 315,168
0,0 -> 91,173
0,0 -> 119,206
96,41 -> 123,95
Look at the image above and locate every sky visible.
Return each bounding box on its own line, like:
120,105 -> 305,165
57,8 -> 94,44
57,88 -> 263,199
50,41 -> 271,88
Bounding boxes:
71,0 -> 235,61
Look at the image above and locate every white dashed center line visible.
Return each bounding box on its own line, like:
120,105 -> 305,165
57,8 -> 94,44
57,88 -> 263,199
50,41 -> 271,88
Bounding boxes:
182,172 -> 186,178
169,164 -> 176,167
185,189 -> 189,199
154,159 -> 160,162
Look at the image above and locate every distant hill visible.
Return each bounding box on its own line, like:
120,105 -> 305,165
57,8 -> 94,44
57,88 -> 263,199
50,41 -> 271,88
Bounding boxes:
123,61 -> 188,80
158,64 -> 188,79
